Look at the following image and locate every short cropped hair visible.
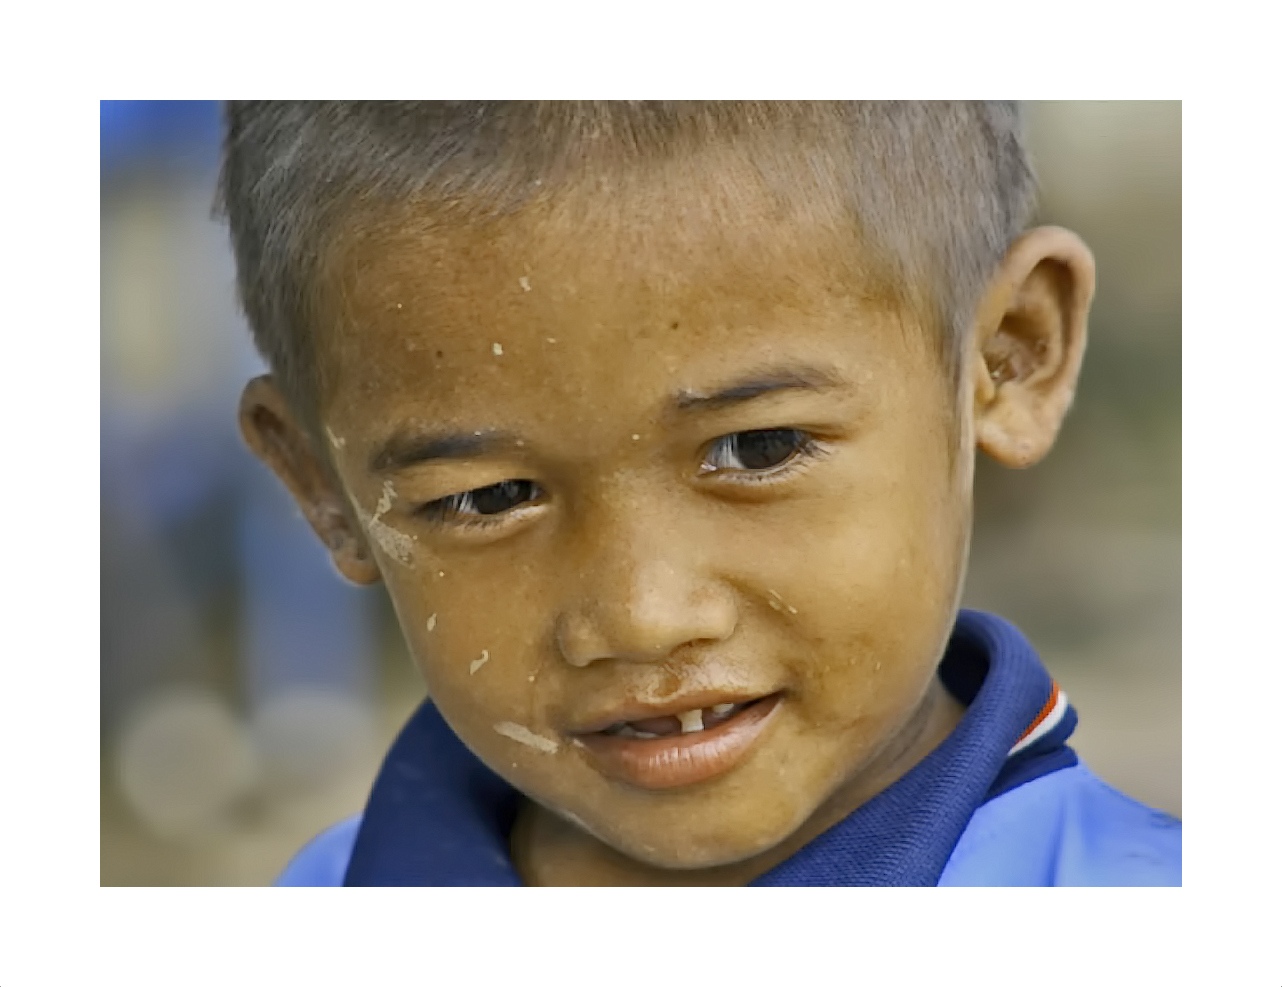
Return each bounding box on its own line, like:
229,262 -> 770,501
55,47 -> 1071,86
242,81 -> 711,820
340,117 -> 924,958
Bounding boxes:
217,101 -> 1035,433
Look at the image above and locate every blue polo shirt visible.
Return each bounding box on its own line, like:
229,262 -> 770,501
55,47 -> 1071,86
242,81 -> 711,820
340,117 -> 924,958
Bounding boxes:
277,610 -> 1181,886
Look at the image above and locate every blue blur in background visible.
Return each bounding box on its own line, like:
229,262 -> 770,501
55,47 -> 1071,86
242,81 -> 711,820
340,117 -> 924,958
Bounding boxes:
101,102 -> 379,865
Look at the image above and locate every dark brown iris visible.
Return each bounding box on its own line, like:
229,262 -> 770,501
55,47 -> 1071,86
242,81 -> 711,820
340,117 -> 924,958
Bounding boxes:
471,479 -> 537,514
732,429 -> 804,470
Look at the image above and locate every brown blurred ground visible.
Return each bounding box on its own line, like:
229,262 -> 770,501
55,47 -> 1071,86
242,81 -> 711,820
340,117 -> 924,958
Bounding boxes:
100,101 -> 1180,885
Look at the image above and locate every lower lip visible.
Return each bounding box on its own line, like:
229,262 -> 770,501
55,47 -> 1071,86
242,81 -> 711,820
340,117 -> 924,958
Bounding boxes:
574,694 -> 783,790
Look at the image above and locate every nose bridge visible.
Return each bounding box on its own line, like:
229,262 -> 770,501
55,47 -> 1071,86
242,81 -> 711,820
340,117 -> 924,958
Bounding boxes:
557,485 -> 735,667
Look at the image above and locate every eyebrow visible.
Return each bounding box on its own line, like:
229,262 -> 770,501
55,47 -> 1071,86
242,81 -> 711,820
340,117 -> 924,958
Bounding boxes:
369,363 -> 849,473
369,428 -> 521,473
669,364 -> 848,415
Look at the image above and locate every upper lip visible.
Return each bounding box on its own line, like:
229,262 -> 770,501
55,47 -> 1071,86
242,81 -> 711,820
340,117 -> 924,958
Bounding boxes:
567,689 -> 778,735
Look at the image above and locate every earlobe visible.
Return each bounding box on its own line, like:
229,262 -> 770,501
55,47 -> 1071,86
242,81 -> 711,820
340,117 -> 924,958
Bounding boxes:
971,226 -> 1095,469
238,376 -> 383,585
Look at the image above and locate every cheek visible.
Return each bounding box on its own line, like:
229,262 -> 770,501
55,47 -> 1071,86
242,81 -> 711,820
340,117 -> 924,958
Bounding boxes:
775,471 -> 963,631
381,569 -> 560,759
763,467 -> 965,729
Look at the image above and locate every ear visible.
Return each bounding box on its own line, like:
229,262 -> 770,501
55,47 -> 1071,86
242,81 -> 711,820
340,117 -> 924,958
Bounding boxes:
969,226 -> 1095,468
238,376 -> 382,585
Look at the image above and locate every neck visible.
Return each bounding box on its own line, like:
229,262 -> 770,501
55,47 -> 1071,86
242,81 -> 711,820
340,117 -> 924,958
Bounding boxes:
512,675 -> 966,886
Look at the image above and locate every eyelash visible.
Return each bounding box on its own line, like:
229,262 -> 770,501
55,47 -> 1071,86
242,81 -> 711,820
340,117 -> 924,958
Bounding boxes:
416,429 -> 828,531
700,428 -> 829,485
417,480 -> 544,530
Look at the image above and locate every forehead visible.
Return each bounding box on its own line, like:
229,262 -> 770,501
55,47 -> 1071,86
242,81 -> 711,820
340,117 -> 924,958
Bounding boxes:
316,160 -> 925,430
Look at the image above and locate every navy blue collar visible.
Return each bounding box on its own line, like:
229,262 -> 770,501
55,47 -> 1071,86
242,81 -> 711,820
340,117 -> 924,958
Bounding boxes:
343,610 -> 1076,886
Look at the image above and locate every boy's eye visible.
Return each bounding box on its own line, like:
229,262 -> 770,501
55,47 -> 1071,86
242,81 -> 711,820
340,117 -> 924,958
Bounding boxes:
703,429 -> 810,473
424,479 -> 541,520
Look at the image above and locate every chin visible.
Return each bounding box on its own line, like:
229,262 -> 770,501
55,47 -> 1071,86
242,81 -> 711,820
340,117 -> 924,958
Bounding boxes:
598,803 -> 806,873
619,840 -> 758,872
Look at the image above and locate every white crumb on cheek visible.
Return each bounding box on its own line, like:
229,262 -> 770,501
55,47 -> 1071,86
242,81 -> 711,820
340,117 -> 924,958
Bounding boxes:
632,434 -> 640,441
470,650 -> 490,675
367,518 -> 415,564
355,486 -> 415,565
324,426 -> 346,450
426,613 -> 437,632
518,276 -> 531,292
437,570 -> 446,578
787,605 -> 798,614
374,480 -> 397,519
546,337 -> 556,344
570,738 -> 585,749
493,721 -> 559,754
492,342 -> 503,356
528,674 -> 535,683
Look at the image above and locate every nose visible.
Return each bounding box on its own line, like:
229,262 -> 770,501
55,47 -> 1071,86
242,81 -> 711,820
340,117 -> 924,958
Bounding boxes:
555,528 -> 738,668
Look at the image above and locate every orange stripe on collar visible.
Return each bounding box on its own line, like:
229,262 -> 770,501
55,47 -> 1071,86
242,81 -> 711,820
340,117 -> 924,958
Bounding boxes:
1016,681 -> 1061,745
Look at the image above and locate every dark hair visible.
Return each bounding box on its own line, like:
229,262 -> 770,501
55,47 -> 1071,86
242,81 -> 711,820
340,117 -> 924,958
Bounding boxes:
216,101 -> 1035,432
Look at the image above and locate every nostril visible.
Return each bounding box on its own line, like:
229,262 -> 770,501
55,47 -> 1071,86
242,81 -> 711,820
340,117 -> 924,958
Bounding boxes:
554,610 -> 615,668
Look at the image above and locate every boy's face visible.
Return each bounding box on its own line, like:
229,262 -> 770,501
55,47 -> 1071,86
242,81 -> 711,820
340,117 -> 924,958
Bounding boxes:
305,174 -> 977,870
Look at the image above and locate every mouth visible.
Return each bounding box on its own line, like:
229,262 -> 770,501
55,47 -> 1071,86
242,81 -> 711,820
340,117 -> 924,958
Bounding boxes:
571,693 -> 784,790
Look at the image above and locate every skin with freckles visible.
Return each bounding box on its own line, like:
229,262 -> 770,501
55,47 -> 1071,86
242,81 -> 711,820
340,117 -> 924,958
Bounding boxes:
240,152 -> 1094,886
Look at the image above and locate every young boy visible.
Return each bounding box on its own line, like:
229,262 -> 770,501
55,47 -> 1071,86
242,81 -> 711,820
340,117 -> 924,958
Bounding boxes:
219,101 -> 1181,886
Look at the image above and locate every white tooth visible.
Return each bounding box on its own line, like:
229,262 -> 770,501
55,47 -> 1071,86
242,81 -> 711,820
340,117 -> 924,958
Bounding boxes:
678,709 -> 704,734
711,703 -> 735,715
633,731 -> 660,740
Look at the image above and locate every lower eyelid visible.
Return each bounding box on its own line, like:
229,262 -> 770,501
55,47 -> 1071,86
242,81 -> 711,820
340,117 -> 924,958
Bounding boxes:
454,502 -> 547,532
450,513 -> 515,530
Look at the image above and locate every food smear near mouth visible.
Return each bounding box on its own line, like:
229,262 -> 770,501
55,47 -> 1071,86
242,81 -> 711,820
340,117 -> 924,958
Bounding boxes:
494,721 -> 559,754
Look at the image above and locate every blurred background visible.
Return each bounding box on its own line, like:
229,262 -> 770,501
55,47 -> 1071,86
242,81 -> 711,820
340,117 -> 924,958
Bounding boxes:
99,101 -> 1181,885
